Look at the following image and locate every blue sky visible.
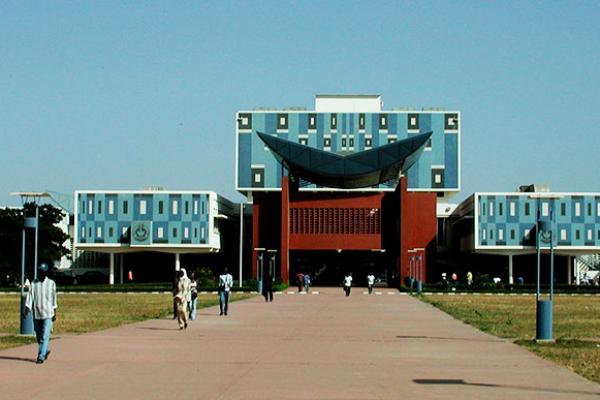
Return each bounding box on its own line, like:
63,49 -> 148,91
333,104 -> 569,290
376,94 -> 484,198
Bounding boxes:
2,1 -> 599,209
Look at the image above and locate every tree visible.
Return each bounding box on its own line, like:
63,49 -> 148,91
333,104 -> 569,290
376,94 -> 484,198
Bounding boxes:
0,203 -> 70,285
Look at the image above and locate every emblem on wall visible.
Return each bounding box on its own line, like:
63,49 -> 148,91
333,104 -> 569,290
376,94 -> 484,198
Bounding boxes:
133,222 -> 149,242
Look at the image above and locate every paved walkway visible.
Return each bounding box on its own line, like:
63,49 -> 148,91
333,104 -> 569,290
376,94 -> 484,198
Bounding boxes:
1,288 -> 599,399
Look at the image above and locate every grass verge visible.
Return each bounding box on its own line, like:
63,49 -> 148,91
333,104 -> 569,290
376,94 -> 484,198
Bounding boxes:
0,292 -> 256,348
421,295 -> 600,384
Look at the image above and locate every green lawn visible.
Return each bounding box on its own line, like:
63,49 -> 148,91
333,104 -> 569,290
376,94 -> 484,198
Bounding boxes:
422,294 -> 600,384
0,292 -> 256,351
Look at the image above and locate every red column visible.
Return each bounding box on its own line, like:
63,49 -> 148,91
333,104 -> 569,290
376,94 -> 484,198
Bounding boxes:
252,199 -> 261,279
281,176 -> 290,283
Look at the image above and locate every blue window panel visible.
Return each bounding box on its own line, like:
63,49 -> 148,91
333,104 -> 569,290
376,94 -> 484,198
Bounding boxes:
571,224 -> 584,245
596,197 -> 600,223
117,222 -> 130,243
444,133 -> 458,189
168,221 -> 182,244
134,194 -> 153,221
238,133 -> 252,188
94,222 -> 104,243
105,194 -> 118,222
487,196 -> 496,223
104,221 -> 118,243
181,195 -> 194,222
152,194 -> 169,222
584,197 -> 594,223
95,193 -> 106,221
584,224 -> 595,245
572,197 -> 584,223
557,223 -> 570,245
152,221 -> 168,243
506,196 -> 519,223
507,223 -> 520,245
181,222 -> 192,244
168,194 -> 182,221
520,223 -> 536,246
496,223 -> 506,245
118,193 -> 134,221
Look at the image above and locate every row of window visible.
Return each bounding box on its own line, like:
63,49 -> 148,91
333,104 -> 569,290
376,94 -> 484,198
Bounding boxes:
480,199 -> 600,219
481,226 -> 600,243
81,225 -> 206,240
290,207 -> 381,235
81,198 -> 206,217
238,113 -> 460,132
296,135 -> 432,150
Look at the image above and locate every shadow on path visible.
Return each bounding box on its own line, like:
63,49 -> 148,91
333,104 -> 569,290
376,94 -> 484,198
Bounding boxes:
0,355 -> 37,364
413,379 -> 600,397
397,335 -> 503,343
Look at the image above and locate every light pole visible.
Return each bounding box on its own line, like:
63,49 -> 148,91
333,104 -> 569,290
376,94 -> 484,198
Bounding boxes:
413,247 -> 425,293
530,194 -> 560,342
254,248 -> 265,293
11,192 -> 50,335
408,249 -> 417,292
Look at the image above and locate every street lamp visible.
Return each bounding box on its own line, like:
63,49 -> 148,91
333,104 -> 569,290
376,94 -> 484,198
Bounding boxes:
11,191 -> 50,335
254,247 -> 266,293
408,249 -> 417,292
529,194 -> 560,342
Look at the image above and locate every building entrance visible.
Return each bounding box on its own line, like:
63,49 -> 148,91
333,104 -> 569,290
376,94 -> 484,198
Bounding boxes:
289,250 -> 395,287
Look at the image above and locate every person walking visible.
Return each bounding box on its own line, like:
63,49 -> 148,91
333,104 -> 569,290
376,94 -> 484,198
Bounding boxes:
173,269 -> 191,330
218,267 -> 233,315
262,272 -> 274,302
296,272 -> 304,292
343,272 -> 353,296
189,272 -> 198,320
24,263 -> 57,364
303,273 -> 311,293
367,272 -> 375,294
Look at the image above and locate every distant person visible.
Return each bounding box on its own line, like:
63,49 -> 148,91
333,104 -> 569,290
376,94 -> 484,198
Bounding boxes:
466,271 -> 473,286
189,272 -> 198,320
262,272 -> 274,302
367,272 -> 375,294
343,273 -> 353,296
517,276 -> 524,285
296,272 -> 304,292
218,267 -> 233,316
172,270 -> 179,319
304,273 -> 311,293
174,269 -> 190,330
25,263 -> 57,364
451,273 -> 458,286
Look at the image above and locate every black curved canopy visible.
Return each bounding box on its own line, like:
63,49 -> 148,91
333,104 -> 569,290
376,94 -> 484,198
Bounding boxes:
257,131 -> 432,189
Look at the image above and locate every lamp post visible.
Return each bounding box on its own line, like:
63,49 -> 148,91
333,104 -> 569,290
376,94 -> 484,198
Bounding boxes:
530,194 -> 560,342
413,247 -> 425,293
267,249 -> 277,280
11,192 -> 50,335
408,249 -> 417,292
254,248 -> 265,293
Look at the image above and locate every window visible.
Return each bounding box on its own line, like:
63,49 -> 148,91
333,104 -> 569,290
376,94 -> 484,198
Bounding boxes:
588,203 -> 592,216
408,113 -> 419,130
341,138 -> 347,147
324,138 -> 331,147
88,200 -> 93,215
525,203 -> 530,216
490,229 -> 494,240
498,229 -> 504,241
201,201 -> 205,214
525,229 -> 531,239
587,229 -> 593,241
157,227 -> 164,238
510,229 -> 515,240
434,174 -> 442,184
308,113 -> 316,130
184,227 -> 189,239
194,228 -> 198,238
81,227 -> 85,238
96,226 -> 102,238
237,113 -> 252,130
108,200 -> 114,215
201,227 -> 205,239
123,200 -> 129,214
560,203 -> 566,216
81,200 -> 86,214
277,113 -> 288,130
489,202 -> 494,216
597,202 -> 600,217
97,201 -> 102,214
122,226 -> 128,236
498,202 -> 503,216
482,229 -> 486,240
510,202 -> 516,217
254,173 -> 262,183
158,201 -> 164,214
379,114 -> 387,130
359,113 -> 365,130
560,229 -> 567,241
365,138 -> 372,147
108,227 -> 114,238
88,227 -> 92,237
172,200 -> 178,215
139,200 -> 147,215
575,202 -> 581,217
542,202 -> 549,217
185,201 -> 189,214
194,200 -> 198,215
349,138 -> 354,147
299,138 -> 308,145
575,230 -> 580,240
173,228 -> 177,238
330,114 -> 337,130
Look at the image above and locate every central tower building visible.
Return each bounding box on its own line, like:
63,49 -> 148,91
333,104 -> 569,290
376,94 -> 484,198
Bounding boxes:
236,94 -> 460,286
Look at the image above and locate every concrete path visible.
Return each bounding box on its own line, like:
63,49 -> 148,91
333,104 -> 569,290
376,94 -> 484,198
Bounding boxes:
1,288 -> 599,399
